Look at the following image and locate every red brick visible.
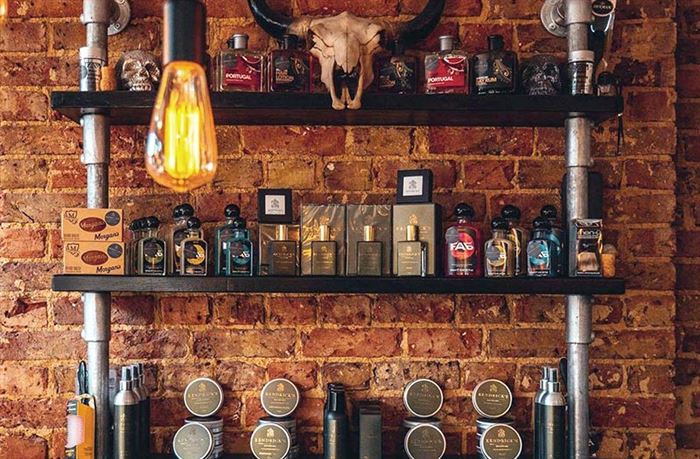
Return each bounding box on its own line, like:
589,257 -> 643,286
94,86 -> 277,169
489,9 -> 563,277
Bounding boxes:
414,21 -> 461,52
53,295 -> 155,326
0,330 -> 82,360
242,126 -> 345,156
320,363 -> 371,390
160,296 -> 211,325
157,362 -> 214,392
267,361 -> 319,392
0,363 -> 48,396
0,261 -> 59,292
0,89 -> 48,121
213,295 -> 264,325
678,101 -> 700,129
0,126 -> 81,157
302,328 -> 401,357
589,364 -> 625,391
624,294 -> 675,327
593,330 -> 674,359
151,397 -> 191,427
517,159 -> 564,189
0,228 -> 46,258
677,424 -> 700,449
319,295 -> 371,325
624,160 -> 676,189
490,193 -> 560,224
374,361 -> 461,390
0,297 -> 47,328
456,295 -> 509,324
205,0 -> 291,18
0,398 -> 64,428
678,295 -> 700,323
0,22 -> 46,51
535,128 -> 564,157
324,161 -> 372,191
618,261 -> 675,290
626,90 -> 676,122
592,297 -> 624,325
268,159 -> 316,189
113,330 -> 189,359
0,159 -> 48,189
612,22 -> 676,57
374,294 -> 455,323
590,397 -> 674,429
680,132 -> 700,162
0,192 -> 84,224
434,192 -> 488,223
489,328 -> 564,358
462,24 -> 514,53
487,0 -> 539,19
214,160 -> 264,189
605,192 -> 675,224
627,433 -> 676,458
215,361 -> 266,391
9,0 -> 81,17
298,0 -> 398,15
429,127 -> 533,156
267,296 -> 317,325
52,21 -> 160,53
463,160 -> 515,189
191,191 -> 257,223
613,56 -> 676,88
0,56 -> 75,87
516,23 -> 566,54
0,434 -> 48,458
512,296 -> 563,323
195,329 -> 295,358
627,228 -> 676,257
408,329 -> 482,358
348,127 -> 413,156
628,365 -> 674,394
466,362 -> 517,390
401,0 -> 481,16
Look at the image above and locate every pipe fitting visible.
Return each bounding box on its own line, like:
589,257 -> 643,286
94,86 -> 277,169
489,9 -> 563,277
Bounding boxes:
81,0 -> 112,24
565,0 -> 592,26
81,114 -> 110,165
565,117 -> 593,168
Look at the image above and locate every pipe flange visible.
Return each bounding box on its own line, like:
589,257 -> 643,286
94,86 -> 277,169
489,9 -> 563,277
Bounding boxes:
541,0 -> 567,37
108,0 -> 131,35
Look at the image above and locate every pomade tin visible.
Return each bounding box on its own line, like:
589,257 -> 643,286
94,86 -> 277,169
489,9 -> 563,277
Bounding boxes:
184,377 -> 224,418
260,378 -> 300,418
173,422 -> 214,459
250,423 -> 291,459
472,379 -> 513,419
404,423 -> 446,459
403,378 -> 444,418
480,424 -> 523,459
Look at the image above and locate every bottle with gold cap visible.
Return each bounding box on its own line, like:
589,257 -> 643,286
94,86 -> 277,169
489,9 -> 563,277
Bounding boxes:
396,224 -> 427,277
268,224 -> 298,276
356,225 -> 383,277
311,224 -> 337,276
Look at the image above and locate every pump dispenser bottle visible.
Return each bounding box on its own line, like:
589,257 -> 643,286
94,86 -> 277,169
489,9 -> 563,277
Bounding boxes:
114,367 -> 139,459
535,367 -> 566,459
324,383 -> 349,459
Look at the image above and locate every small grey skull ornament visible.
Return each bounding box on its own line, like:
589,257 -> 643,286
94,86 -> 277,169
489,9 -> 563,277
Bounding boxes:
521,55 -> 562,96
116,50 -> 161,91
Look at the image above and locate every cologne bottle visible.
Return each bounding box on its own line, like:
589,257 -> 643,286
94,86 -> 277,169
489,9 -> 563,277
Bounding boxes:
137,216 -> 166,276
269,34 -> 310,93
113,366 -> 139,459
214,204 -> 241,276
180,217 -> 207,276
216,33 -> 265,92
484,217 -> 515,277
268,224 -> 298,276
324,383 -> 349,459
444,203 -> 482,277
501,205 -> 529,276
527,217 -> 559,277
424,35 -> 468,94
311,224 -> 337,276
540,205 -> 565,275
471,34 -> 518,95
376,40 -> 417,94
167,203 -> 196,275
128,218 -> 145,275
225,217 -> 254,277
356,225 -> 383,277
397,224 -> 427,277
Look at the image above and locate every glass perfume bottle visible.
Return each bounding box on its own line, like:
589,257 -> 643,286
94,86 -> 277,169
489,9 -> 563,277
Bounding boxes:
180,217 -> 207,276
269,34 -> 310,93
471,34 -> 518,95
424,35 -> 468,94
216,33 -> 265,92
167,203 -> 196,275
225,217 -> 254,277
444,203 -> 482,277
376,40 -> 417,94
397,224 -> 427,277
137,216 -> 166,276
311,224 -> 337,276
268,224 -> 298,276
356,225 -> 383,277
484,217 -> 515,277
214,204 -> 241,276
527,217 -> 559,277
540,205 -> 565,275
128,218 -> 145,275
501,205 -> 529,277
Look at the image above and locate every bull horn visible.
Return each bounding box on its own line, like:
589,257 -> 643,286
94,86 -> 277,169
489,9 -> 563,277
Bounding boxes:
395,0 -> 446,45
248,0 -> 294,39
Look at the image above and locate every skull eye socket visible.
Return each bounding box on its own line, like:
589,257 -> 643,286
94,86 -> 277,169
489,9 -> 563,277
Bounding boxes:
144,62 -> 158,74
122,61 -> 139,73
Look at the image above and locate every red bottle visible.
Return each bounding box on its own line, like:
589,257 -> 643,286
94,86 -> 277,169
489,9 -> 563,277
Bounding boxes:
444,203 -> 482,277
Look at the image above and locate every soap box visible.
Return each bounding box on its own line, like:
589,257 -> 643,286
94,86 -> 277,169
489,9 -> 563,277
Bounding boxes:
63,241 -> 125,275
61,208 -> 123,242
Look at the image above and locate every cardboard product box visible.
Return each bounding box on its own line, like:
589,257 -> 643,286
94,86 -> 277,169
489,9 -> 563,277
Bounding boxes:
61,208 -> 123,242
300,205 -> 346,276
392,203 -> 442,276
63,241 -> 125,275
345,204 -> 392,276
258,224 -> 301,276
570,219 -> 603,277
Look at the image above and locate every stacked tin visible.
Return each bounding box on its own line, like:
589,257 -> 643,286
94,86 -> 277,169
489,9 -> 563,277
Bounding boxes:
173,377 -> 225,459
400,378 -> 447,459
472,379 -> 523,459
251,378 -> 301,459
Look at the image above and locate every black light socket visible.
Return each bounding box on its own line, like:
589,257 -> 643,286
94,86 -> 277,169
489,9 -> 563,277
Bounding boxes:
163,0 -> 207,66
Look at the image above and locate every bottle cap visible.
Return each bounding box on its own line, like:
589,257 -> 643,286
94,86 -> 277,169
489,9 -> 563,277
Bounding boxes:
472,379 -> 513,419
138,362 -> 146,384
488,34 -> 505,51
187,217 -> 202,230
403,378 -> 444,418
363,225 -> 376,242
129,219 -> 143,231
275,224 -> 288,241
131,364 -> 141,387
455,203 -> 475,219
406,224 -> 419,241
500,205 -> 521,221
326,383 -> 347,414
174,203 -> 195,218
260,378 -> 300,418
438,35 -> 456,52
145,216 -> 160,229
491,217 -> 509,231
597,71 -> 617,86
120,366 -> 132,390
318,224 -> 330,241
540,205 -> 558,220
281,34 -> 298,50
391,39 -> 406,55
229,33 -> 249,50
533,217 -> 552,230
232,217 -> 247,230
224,204 -> 241,219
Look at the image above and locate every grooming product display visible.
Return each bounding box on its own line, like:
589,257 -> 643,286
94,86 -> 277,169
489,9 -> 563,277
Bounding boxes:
376,40 -> 417,94
571,219 -> 603,277
424,35 -> 468,94
251,423 -> 291,459
403,378 -> 444,418
311,224 -> 338,276
259,223 -> 301,275
132,364 -> 151,454
269,34 -> 310,92
324,383 -> 349,459
268,224 -> 300,276
472,379 -> 520,459
346,204 -> 392,276
393,203 -> 441,276
472,379 -> 513,419
501,205 -> 528,276
65,362 -> 96,459
444,203 -> 482,277
62,208 -> 125,275
527,218 -> 560,277
484,218 -> 515,278
177,378 -> 225,458
534,367 -> 566,459
480,424 -> 523,459
61,208 -> 123,242
113,367 -> 139,459
180,217 -> 208,276
63,241 -> 125,275
357,401 -> 382,459
567,50 -> 595,95
167,204 -> 197,275
404,423 -> 446,459
396,224 -> 427,277
301,204 -> 346,276
471,34 -> 517,95
476,418 -> 516,458
214,204 -> 241,275
216,33 -> 265,92
400,379 -> 446,459
136,216 -> 166,276
260,378 -> 300,418
184,377 -> 224,418
173,422 -> 214,459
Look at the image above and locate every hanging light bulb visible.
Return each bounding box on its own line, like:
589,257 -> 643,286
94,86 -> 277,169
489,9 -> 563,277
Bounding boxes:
145,0 -> 217,193
0,0 -> 9,23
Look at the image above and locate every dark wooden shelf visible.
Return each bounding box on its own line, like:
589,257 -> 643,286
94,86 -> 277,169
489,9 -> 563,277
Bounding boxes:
151,455 -> 472,459
51,91 -> 623,127
52,275 -> 625,295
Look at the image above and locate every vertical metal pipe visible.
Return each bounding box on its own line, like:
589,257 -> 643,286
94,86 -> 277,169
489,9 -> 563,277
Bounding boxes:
81,1 -> 112,457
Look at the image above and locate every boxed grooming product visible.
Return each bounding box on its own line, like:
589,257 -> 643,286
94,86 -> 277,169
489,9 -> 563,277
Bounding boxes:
570,219 -> 603,277
61,208 -> 123,242
357,401 -> 382,459
346,204 -> 392,276
392,204 -> 441,276
63,241 -> 125,275
258,189 -> 293,224
258,224 -> 301,276
300,204 -> 346,276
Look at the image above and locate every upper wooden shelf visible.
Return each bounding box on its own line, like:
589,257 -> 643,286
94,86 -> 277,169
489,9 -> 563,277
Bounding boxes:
51,91 -> 623,127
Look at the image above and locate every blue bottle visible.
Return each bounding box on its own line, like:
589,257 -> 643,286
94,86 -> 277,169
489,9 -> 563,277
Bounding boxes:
540,205 -> 565,275
527,217 -> 559,277
225,217 -> 254,276
215,204 -> 241,276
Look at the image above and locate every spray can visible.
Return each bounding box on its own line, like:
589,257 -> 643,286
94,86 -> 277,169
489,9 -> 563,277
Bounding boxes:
114,367 -> 139,459
539,368 -> 566,459
533,367 -> 548,459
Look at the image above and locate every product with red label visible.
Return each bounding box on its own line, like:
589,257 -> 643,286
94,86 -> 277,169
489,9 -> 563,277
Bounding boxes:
444,203 -> 482,276
216,34 -> 265,92
424,35 -> 469,94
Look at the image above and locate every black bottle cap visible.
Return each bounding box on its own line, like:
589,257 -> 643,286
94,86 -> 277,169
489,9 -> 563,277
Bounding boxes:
145,216 -> 161,228
326,383 -> 347,413
233,217 -> 247,229
501,205 -> 521,221
280,34 -> 298,50
174,203 -> 195,218
224,204 -> 241,219
533,216 -> 552,230
540,205 -> 558,220
129,219 -> 139,231
491,217 -> 509,230
454,203 -> 475,219
186,217 -> 202,229
488,34 -> 505,51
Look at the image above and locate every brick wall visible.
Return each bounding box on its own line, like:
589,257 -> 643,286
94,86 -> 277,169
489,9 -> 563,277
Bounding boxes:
0,0 -> 681,457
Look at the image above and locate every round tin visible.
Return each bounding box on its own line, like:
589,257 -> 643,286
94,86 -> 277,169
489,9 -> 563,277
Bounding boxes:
250,423 -> 291,459
402,416 -> 442,429
476,418 -> 515,455
404,423 -> 446,459
185,416 -> 224,433
471,379 -> 513,419
287,443 -> 300,458
479,424 -> 523,459
257,416 -> 297,444
184,378 -> 224,418
173,422 -> 214,459
261,378 -> 300,418
403,378 -> 444,418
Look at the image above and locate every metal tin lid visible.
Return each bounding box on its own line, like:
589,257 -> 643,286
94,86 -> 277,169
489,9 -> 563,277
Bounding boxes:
568,50 -> 595,63
480,424 -> 523,459
185,416 -> 224,430
258,416 -> 297,428
472,379 -> 513,419
403,378 -> 444,418
403,416 -> 442,429
476,417 -> 515,430
261,378 -> 300,418
173,422 -> 214,459
250,423 -> 291,459
183,378 -> 224,418
404,423 -> 447,459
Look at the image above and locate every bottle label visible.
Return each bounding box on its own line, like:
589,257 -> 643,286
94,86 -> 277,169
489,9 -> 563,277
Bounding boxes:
474,57 -> 514,93
425,54 -> 467,92
222,54 -> 263,91
377,56 -> 417,93
398,243 -> 422,276
270,242 -> 297,275
528,240 -> 552,275
486,241 -> 510,276
357,243 -> 382,276
272,55 -> 309,91
183,240 -> 207,275
227,240 -> 252,274
311,243 -> 337,275
141,239 -> 165,275
446,229 -> 478,276
173,229 -> 187,272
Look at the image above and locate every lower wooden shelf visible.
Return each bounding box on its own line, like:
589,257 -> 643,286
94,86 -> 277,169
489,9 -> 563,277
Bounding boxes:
52,275 -> 625,295
151,455 -> 472,459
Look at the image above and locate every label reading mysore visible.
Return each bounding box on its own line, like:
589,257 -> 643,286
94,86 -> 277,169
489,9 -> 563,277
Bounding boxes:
260,378 -> 300,418
404,424 -> 446,459
250,423 -> 291,459
472,379 -> 513,419
480,424 -> 522,459
404,379 -> 444,418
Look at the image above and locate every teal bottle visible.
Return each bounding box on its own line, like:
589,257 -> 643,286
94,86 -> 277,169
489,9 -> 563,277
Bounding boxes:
527,217 -> 559,277
225,217 -> 254,276
540,205 -> 565,275
214,204 -> 241,276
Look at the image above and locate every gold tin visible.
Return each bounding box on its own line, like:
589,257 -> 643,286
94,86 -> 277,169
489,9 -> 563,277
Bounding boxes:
250,423 -> 291,459
184,378 -> 224,418
404,423 -> 446,459
260,378 -> 300,418
173,422 -> 214,459
472,379 -> 513,419
403,378 -> 444,418
480,424 -> 522,459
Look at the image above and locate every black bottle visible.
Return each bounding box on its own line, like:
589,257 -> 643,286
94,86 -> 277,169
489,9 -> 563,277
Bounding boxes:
269,34 -> 310,93
376,40 -> 417,94
324,383 -> 349,459
472,34 -> 518,95
114,366 -> 139,459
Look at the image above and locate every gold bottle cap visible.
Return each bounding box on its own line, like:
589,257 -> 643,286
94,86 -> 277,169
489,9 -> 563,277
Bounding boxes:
406,224 -> 419,241
363,225 -> 375,242
319,224 -> 330,241
275,224 -> 288,241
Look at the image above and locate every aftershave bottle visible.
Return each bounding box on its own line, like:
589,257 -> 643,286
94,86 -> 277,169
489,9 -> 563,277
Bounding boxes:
472,34 -> 517,95
215,204 -> 240,276
225,217 -> 254,277
311,224 -> 337,276
269,34 -> 310,93
485,217 -> 515,277
424,35 -> 469,94
356,225 -> 383,277
527,217 -> 559,277
444,203 -> 482,277
501,205 -> 528,276
397,224 -> 427,277
180,217 -> 207,276
268,224 -> 298,276
137,216 -> 166,276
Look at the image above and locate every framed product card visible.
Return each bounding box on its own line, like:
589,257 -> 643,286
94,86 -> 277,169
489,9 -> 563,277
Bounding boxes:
397,169 -> 433,204
258,189 -> 293,224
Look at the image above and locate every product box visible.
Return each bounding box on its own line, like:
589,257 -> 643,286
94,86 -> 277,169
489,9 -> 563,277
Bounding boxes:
356,401 -> 382,459
570,219 -> 603,277
63,241 -> 125,275
346,204 -> 392,276
258,224 -> 301,276
61,208 -> 123,242
258,189 -> 293,224
392,203 -> 442,276
301,205 -> 346,276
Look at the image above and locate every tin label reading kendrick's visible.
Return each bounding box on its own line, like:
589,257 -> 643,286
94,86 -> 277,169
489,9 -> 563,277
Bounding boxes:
250,424 -> 291,459
480,424 -> 522,459
472,379 -> 513,419
260,378 -> 300,418
404,379 -> 443,418
184,378 -> 223,417
404,424 -> 446,459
